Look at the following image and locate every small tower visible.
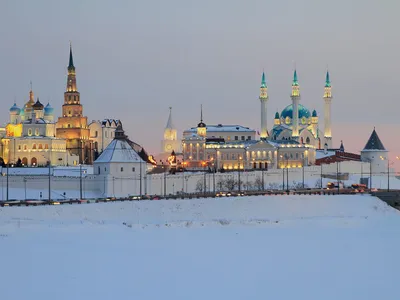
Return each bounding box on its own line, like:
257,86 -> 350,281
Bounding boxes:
24,84 -> 35,120
311,109 -> 318,137
32,98 -> 44,119
44,103 -> 54,122
361,128 -> 389,182
161,107 -> 180,153
274,112 -> 280,126
291,69 -> 300,139
259,72 -> 269,138
9,103 -> 21,124
323,70 -> 333,148
197,104 -> 207,137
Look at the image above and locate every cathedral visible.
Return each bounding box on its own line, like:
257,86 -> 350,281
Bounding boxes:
55,45 -> 94,164
1,87 -> 79,166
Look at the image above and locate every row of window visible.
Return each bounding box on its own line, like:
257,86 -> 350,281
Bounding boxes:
98,166 -> 136,174
281,153 -> 304,160
27,129 -> 40,136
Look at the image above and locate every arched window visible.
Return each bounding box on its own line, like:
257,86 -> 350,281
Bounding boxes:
35,129 -> 39,136
32,144 -> 37,150
121,167 -> 124,172
38,144 -> 43,150
24,144 -> 27,150
306,137 -> 310,144
18,145 -> 21,150
28,129 -> 32,136
132,167 -> 135,172
68,124 -> 71,128
45,144 -> 49,149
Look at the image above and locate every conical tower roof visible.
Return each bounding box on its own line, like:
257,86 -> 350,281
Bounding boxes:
363,128 -> 386,151
165,107 -> 174,129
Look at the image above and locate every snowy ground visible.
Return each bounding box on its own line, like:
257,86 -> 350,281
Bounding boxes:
1,195 -> 400,300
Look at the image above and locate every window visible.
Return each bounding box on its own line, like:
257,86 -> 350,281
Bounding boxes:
28,129 -> 32,136
18,145 -> 21,150
33,144 -> 37,150
95,131 -> 98,138
68,124 -> 71,128
105,132 -> 108,138
104,167 -> 107,172
24,145 -> 27,150
235,136 -> 238,140
45,144 -> 49,149
38,144 -> 43,150
35,129 -> 39,136
296,153 -> 299,159
306,137 -> 310,144
241,136 -> 245,141
247,136 -> 251,140
132,167 -> 135,172
227,136 -> 231,141
290,153 -> 293,159
98,167 -> 100,174
121,167 -> 124,172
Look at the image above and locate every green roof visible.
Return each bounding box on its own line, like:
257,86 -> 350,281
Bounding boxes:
325,71 -> 331,87
292,69 -> 299,86
261,72 -> 266,88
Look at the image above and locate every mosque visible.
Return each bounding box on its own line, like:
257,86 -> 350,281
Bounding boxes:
160,69 -> 335,170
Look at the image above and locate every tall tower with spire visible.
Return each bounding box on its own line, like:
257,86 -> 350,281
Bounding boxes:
56,44 -> 93,164
259,72 -> 269,138
161,107 -> 181,153
323,70 -> 333,148
291,69 -> 300,139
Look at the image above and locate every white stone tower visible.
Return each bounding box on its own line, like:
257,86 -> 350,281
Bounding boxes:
291,70 -> 300,139
161,107 -> 180,153
323,71 -> 333,148
259,72 -> 269,138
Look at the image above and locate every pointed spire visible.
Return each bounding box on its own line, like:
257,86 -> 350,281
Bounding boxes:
363,128 -> 386,151
200,104 -> 203,122
68,42 -> 75,70
339,140 -> 344,152
325,70 -> 331,87
261,71 -> 266,88
292,69 -> 299,86
165,107 -> 174,129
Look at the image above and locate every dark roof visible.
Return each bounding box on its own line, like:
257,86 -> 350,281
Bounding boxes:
68,44 -> 75,70
363,129 -> 386,151
32,99 -> 44,110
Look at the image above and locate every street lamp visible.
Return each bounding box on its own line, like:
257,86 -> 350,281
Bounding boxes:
380,156 -> 399,192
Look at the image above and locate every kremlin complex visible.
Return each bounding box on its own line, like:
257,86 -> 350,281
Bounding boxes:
0,44 -> 392,198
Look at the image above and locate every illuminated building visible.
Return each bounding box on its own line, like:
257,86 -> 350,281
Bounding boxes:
0,89 -> 78,166
56,44 -> 93,164
269,70 -> 333,149
161,107 -> 181,153
89,119 -> 120,158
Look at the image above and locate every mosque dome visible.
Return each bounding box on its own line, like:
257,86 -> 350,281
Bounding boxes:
197,121 -> 206,128
280,104 -> 311,120
312,110 -> 317,117
9,103 -> 21,115
44,103 -> 54,115
32,98 -> 44,110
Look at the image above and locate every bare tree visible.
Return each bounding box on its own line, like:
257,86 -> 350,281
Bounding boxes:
224,177 -> 236,191
315,178 -> 322,189
216,178 -> 225,191
268,182 -> 280,190
254,177 -> 263,191
195,179 -> 204,192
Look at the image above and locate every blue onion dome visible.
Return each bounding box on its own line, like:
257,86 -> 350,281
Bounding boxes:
280,104 -> 311,120
44,103 -> 54,115
9,103 -> 21,115
312,110 -> 317,117
274,112 -> 280,119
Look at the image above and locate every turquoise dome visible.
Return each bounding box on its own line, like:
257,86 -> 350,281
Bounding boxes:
20,108 -> 25,117
44,103 -> 54,115
9,103 -> 21,115
280,104 -> 311,120
312,110 -> 317,117
274,112 -> 280,119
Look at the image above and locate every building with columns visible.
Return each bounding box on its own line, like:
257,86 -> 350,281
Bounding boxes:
56,45 -> 93,164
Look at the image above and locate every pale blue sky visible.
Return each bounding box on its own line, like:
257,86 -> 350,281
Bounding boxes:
1,0 -> 399,160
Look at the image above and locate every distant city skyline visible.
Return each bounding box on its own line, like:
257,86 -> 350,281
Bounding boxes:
2,0 -> 399,170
